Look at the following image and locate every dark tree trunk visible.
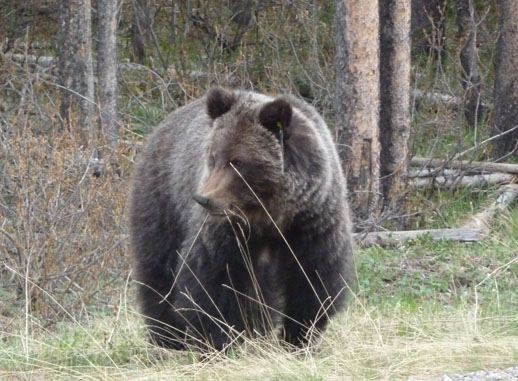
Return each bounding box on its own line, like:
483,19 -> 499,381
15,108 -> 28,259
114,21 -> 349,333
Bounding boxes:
492,0 -> 518,158
97,0 -> 120,148
457,0 -> 484,127
229,0 -> 253,47
379,0 -> 412,211
131,0 -> 155,63
57,0 -> 95,146
334,0 -> 381,223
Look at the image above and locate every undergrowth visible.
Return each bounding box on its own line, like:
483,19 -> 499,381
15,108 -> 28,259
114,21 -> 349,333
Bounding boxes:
2,230 -> 518,380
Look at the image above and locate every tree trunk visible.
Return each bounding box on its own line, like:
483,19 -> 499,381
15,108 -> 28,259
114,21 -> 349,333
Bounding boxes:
57,0 -> 95,146
379,0 -> 412,210
170,0 -> 176,44
334,0 -> 381,221
492,0 -> 518,158
97,0 -> 120,148
456,0 -> 484,127
229,0 -> 253,47
131,0 -> 155,63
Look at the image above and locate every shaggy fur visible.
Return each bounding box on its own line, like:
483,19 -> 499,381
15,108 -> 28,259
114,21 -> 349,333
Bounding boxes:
129,87 -> 355,351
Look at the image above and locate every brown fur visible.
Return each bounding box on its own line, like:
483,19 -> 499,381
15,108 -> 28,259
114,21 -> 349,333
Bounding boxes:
129,87 -> 355,351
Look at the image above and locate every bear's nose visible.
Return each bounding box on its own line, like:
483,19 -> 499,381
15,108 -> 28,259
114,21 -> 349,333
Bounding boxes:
193,194 -> 210,208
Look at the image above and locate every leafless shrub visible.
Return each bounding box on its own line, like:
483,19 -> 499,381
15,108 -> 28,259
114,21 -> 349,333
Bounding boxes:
0,58 -> 135,321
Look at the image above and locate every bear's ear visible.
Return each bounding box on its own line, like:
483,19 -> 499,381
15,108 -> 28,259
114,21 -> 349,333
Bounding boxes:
206,87 -> 236,120
258,99 -> 293,140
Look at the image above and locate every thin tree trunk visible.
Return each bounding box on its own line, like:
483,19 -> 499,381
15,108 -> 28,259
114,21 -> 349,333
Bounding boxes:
170,0 -> 176,44
97,0 -> 120,148
492,0 -> 518,158
457,0 -> 484,127
229,0 -> 253,48
131,0 -> 155,63
57,0 -> 95,147
334,0 -> 381,221
379,0 -> 412,210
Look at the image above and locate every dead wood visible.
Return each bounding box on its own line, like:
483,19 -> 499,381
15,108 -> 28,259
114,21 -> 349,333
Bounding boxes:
409,168 -> 463,178
4,53 -> 150,72
356,184 -> 518,247
461,184 -> 518,232
412,89 -> 488,110
354,228 -> 484,247
411,173 -> 515,189
411,156 -> 518,174
413,89 -> 461,108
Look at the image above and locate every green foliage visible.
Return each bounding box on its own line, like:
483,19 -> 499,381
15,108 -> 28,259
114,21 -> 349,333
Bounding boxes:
130,104 -> 165,133
406,186 -> 496,230
358,238 -> 515,309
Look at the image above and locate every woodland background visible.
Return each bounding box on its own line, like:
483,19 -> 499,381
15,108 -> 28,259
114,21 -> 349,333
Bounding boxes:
1,0 -> 518,379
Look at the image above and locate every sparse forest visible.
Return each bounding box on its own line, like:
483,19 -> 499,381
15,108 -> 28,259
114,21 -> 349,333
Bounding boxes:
1,0 -> 518,379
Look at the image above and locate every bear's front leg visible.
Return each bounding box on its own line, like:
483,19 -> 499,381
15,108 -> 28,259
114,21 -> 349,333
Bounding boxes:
172,238 -> 250,351
281,271 -> 332,346
136,267 -> 183,349
172,270 -> 236,350
281,243 -> 351,347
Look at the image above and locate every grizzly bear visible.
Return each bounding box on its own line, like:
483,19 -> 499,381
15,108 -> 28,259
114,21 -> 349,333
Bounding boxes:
129,87 -> 355,351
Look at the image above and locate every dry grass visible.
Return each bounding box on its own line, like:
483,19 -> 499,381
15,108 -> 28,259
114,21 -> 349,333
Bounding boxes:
1,292 -> 517,380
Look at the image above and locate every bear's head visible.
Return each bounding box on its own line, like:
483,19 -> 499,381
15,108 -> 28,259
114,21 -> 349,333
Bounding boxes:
194,87 -> 294,221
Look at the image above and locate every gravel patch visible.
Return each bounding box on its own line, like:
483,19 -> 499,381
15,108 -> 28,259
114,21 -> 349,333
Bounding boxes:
408,366 -> 518,381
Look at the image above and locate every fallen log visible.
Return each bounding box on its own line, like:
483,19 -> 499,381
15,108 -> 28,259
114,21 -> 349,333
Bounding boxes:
3,53 -> 150,72
413,89 -> 461,108
3,53 -> 55,68
356,185 -> 518,248
412,89 -> 489,110
3,53 -> 210,83
411,173 -> 515,189
461,184 -> 518,232
411,156 -> 518,175
354,228 -> 484,248
409,168 -> 463,178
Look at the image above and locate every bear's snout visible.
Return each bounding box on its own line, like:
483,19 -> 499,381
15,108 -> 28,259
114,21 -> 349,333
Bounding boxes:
193,194 -> 210,208
193,193 -> 230,215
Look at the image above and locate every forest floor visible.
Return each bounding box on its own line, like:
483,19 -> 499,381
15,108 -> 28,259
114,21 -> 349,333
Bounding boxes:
1,200 -> 518,380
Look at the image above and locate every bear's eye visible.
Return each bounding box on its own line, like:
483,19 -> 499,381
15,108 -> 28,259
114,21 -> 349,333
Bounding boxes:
229,159 -> 244,170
